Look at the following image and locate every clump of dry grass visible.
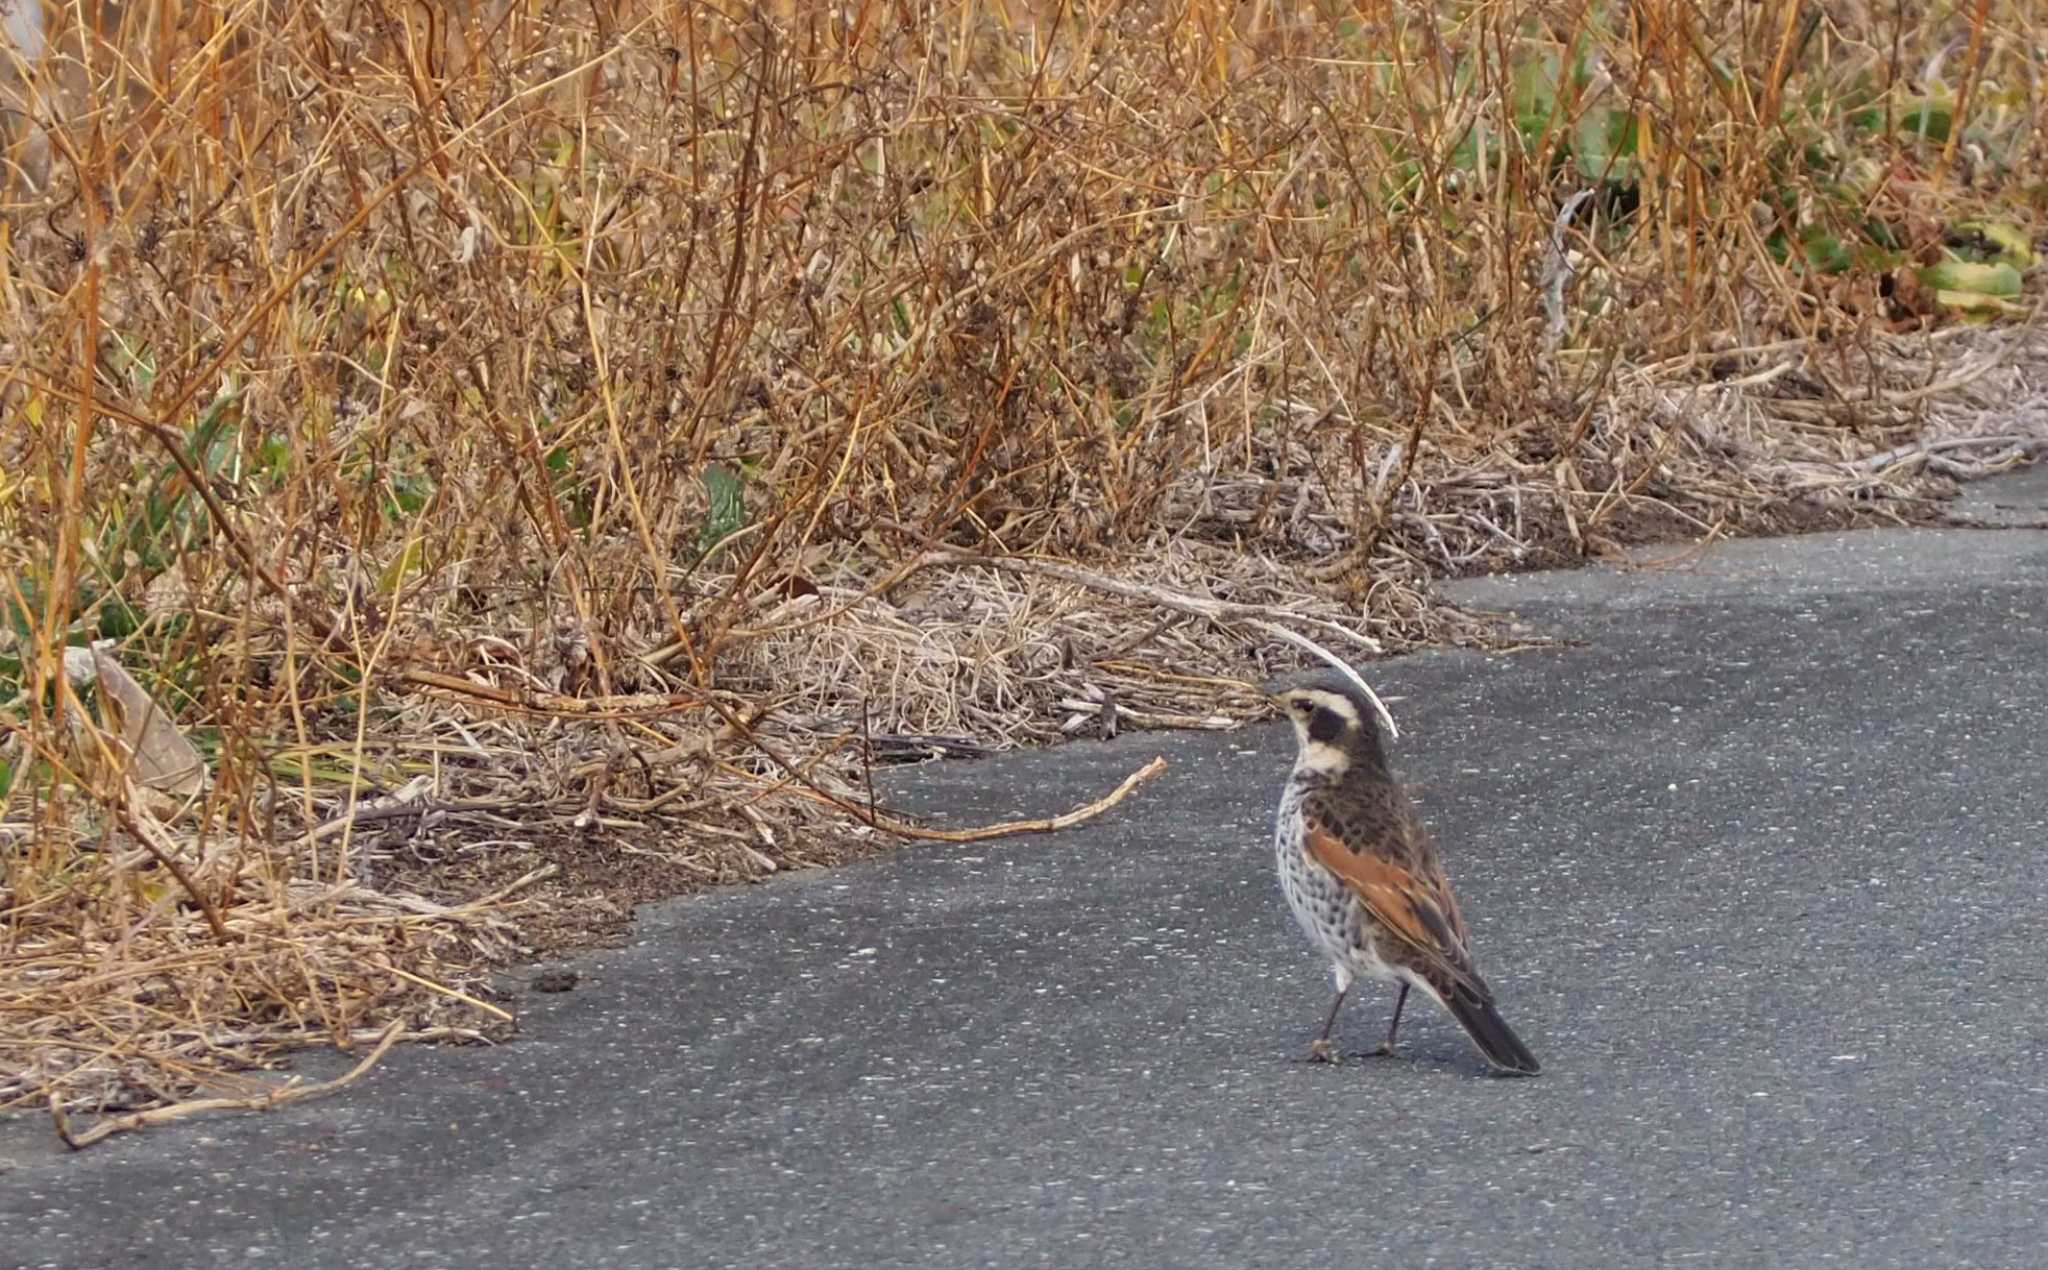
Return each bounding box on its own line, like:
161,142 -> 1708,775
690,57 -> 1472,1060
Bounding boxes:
1,0 -> 2043,1130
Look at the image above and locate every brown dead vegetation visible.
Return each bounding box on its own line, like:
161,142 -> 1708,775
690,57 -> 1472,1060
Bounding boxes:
0,0 -> 2043,1134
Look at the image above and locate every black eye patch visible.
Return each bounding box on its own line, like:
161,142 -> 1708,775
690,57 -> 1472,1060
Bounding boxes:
1306,706 -> 1347,744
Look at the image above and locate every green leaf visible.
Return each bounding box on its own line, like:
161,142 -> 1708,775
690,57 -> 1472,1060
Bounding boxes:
256,434 -> 291,481
1917,259 -> 2023,298
384,470 -> 434,520
1897,97 -> 1953,143
1931,290 -> 2026,319
379,538 -> 426,596
1575,104 -> 1638,184
112,332 -> 156,394
1512,50 -> 1563,140
697,463 -> 748,562
188,384 -> 242,474
1800,231 -> 1854,274
95,593 -> 144,640
1952,222 -> 2035,270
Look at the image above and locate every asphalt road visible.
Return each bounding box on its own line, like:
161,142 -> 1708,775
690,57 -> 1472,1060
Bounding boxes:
5,468 -> 2047,1269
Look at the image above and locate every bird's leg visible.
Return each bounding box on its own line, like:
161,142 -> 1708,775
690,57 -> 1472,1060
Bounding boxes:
1301,988 -> 1349,1064
1369,984 -> 1410,1057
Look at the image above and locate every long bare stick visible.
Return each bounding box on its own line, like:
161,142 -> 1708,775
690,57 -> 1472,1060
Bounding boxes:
879,755 -> 1168,843
53,1021 -> 407,1150
1851,434 -> 2047,473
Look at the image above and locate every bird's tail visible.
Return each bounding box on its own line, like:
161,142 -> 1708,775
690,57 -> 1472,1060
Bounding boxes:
1441,982 -> 1540,1075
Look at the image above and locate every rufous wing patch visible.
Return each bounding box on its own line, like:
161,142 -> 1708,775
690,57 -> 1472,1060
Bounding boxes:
1303,823 -> 1465,967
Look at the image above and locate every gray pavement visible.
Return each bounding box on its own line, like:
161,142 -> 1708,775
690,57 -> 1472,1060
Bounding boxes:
5,469 -> 2047,1269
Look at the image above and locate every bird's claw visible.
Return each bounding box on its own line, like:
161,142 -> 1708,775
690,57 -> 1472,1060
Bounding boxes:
1297,1038 -> 1342,1065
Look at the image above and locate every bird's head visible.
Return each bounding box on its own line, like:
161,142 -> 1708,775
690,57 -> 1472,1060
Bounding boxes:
1262,668 -> 1390,778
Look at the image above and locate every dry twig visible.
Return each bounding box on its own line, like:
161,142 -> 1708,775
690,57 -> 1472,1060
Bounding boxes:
51,1021 -> 407,1151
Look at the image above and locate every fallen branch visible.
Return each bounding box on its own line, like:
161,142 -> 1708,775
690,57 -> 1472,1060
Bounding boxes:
1850,434 -> 2048,473
52,1021 -> 407,1150
888,755 -> 1169,842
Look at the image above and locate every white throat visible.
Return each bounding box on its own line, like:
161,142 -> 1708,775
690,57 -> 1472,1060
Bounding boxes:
1289,728 -> 1352,778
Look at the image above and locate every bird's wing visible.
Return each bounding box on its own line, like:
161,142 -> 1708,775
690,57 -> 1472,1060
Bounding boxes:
1303,819 -> 1487,996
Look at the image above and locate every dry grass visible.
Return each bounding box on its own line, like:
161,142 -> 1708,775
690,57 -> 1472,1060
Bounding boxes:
1,0 -> 2044,1132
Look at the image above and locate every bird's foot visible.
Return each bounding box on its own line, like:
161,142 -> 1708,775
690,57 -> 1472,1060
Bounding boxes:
1295,1038 -> 1342,1065
1336,1043 -> 1399,1061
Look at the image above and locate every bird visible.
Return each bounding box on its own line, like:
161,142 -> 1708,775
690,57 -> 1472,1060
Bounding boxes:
1265,667 -> 1540,1075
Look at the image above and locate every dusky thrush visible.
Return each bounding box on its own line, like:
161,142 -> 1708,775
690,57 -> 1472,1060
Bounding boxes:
1266,668 -> 1540,1075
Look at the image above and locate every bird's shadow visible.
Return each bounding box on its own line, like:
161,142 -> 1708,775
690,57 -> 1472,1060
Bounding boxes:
1286,1043 -> 1510,1079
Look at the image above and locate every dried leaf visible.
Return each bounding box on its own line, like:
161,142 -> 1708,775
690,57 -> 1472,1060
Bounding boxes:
89,645 -> 207,797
